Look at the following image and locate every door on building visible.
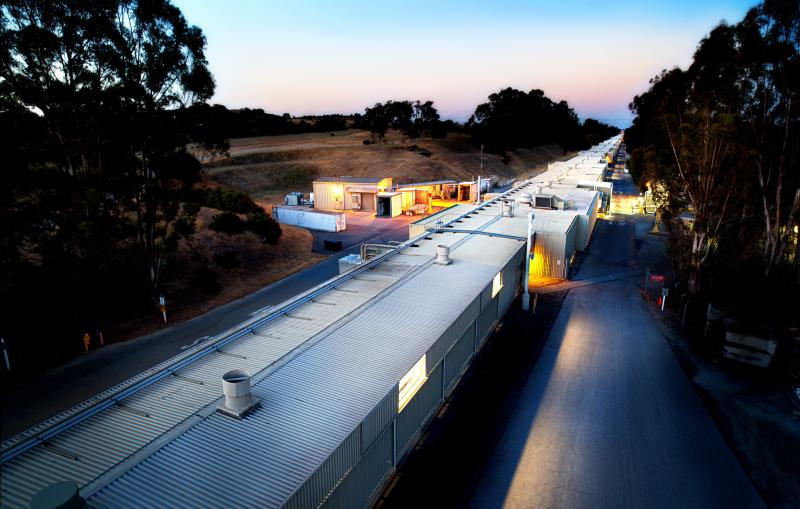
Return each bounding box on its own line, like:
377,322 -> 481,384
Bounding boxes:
377,196 -> 390,217
361,193 -> 376,211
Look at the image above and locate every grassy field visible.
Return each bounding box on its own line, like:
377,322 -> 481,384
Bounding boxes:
124,129 -> 571,343
203,129 -> 573,209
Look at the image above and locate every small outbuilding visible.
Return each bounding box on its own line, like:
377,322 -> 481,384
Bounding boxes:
530,211 -> 579,280
312,176 -> 392,211
376,192 -> 403,217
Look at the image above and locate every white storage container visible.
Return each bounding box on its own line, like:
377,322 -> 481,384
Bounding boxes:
271,206 -> 346,232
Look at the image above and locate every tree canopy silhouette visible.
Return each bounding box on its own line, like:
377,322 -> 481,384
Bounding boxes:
467,88 -> 612,154
0,0 -> 247,368
626,0 -> 799,298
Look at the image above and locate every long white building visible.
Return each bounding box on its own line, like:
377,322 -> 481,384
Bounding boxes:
0,135 -> 622,509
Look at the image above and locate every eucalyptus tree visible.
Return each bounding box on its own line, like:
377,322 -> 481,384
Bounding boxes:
1,0 -> 216,293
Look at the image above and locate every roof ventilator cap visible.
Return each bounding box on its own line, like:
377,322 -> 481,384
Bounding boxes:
434,244 -> 452,265
29,481 -> 85,509
517,192 -> 532,207
218,369 -> 259,419
502,201 -> 514,217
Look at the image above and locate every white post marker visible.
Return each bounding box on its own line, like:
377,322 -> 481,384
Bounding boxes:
159,295 -> 167,324
0,338 -> 11,371
1,337 -> 10,371
661,287 -> 669,312
522,211 -> 535,311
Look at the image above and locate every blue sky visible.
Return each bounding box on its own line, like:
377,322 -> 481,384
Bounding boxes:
173,0 -> 757,127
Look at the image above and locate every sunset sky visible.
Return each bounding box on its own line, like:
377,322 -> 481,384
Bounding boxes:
173,0 -> 757,127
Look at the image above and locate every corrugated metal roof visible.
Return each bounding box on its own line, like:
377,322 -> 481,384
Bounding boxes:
90,261 -> 498,508
314,176 -> 386,184
396,180 -> 456,188
531,210 -> 579,234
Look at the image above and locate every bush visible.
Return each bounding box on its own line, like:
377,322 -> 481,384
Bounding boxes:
246,212 -> 282,244
192,188 -> 262,213
209,211 -> 245,234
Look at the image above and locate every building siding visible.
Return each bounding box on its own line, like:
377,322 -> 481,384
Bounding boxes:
395,362 -> 443,459
444,325 -> 476,394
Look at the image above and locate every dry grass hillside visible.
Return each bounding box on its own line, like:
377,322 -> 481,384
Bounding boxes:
203,129 -> 573,206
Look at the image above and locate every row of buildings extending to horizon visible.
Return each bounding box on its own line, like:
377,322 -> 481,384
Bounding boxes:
1,136 -> 622,509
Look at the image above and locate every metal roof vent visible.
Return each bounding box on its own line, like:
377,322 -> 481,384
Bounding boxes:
218,369 -> 259,419
502,201 -> 514,217
518,192 -> 532,206
29,481 -> 85,509
434,244 -> 452,265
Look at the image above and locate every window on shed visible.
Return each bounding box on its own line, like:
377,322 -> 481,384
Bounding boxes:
398,355 -> 427,412
492,271 -> 503,298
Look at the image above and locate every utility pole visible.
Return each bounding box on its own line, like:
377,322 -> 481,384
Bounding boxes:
522,211 -> 535,311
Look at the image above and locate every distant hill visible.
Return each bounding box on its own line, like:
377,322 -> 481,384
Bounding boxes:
202,129 -> 574,207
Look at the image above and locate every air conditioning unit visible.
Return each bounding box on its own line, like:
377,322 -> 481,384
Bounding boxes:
534,195 -> 553,209
284,192 -> 303,206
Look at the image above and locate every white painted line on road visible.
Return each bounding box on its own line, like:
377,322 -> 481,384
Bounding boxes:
180,336 -> 210,351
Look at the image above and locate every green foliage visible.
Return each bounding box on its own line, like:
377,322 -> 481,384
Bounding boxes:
467,88 -> 585,153
362,100 -> 446,141
187,106 -> 348,139
0,0 -> 220,370
581,119 -> 619,147
209,212 -> 246,234
626,0 -> 800,294
246,213 -> 282,245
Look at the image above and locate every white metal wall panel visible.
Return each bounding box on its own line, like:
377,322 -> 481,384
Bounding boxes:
320,425 -> 394,509
395,362 -> 443,459
425,295 -> 480,371
360,388 -> 398,454
586,192 -> 599,249
499,249 -> 524,317
313,182 -> 344,211
444,325 -> 476,393
284,428 -> 362,509
476,298 -> 499,346
564,217 -> 578,275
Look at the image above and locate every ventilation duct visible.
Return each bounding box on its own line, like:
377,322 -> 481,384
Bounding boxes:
502,201 -> 514,217
218,369 -> 259,418
434,245 -> 452,265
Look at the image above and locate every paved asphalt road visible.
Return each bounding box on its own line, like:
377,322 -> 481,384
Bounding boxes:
1,219 -> 411,440
469,172 -> 764,508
